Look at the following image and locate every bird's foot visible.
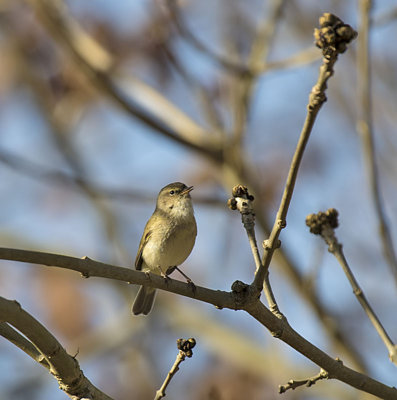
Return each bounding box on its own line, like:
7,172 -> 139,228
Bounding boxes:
174,267 -> 196,293
161,272 -> 171,285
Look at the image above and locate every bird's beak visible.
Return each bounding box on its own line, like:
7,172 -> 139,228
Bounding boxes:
181,186 -> 194,196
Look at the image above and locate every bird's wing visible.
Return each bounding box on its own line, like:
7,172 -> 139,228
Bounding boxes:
135,230 -> 151,270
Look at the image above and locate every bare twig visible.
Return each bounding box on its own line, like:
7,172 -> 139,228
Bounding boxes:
228,185 -> 280,314
279,368 -> 328,394
255,14 -> 357,294
0,297 -> 114,400
0,247 -> 396,398
154,338 -> 196,400
306,209 -> 397,365
357,0 -> 397,286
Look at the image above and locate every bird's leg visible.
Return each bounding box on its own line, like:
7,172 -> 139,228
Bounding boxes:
173,267 -> 196,294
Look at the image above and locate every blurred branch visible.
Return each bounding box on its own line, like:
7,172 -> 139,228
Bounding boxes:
306,209 -> 397,365
160,41 -> 225,132
279,368 -> 328,394
11,42 -> 130,264
154,338 -> 196,400
262,46 -> 321,72
357,0 -> 397,286
0,247 -> 395,398
228,0 -> 285,154
0,148 -> 224,206
165,0 -> 250,76
165,0 -> 319,77
0,297 -> 114,400
372,5 -> 397,27
26,0 -> 223,161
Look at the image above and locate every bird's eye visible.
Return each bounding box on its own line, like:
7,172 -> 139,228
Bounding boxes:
169,190 -> 175,195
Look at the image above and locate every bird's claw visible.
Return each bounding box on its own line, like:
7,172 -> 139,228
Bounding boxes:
161,273 -> 171,284
187,280 -> 197,294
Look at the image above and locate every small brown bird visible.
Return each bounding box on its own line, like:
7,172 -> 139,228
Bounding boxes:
132,182 -> 197,315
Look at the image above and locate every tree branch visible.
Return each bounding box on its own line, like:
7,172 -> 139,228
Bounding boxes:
0,247 -> 395,398
0,297 -> 114,400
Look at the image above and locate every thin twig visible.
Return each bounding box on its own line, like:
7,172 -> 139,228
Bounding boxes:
253,14 -> 357,295
306,209 -> 397,365
228,185 -> 280,314
154,338 -> 196,400
279,368 -> 328,394
357,0 -> 397,286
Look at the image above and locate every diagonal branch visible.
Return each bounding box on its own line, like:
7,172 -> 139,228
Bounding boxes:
253,14 -> 357,292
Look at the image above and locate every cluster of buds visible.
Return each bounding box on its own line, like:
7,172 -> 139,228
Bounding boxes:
306,208 -> 339,235
227,185 -> 254,211
176,338 -> 196,358
314,13 -> 357,56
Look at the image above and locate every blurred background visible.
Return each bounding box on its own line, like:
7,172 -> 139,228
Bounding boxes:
0,0 -> 396,399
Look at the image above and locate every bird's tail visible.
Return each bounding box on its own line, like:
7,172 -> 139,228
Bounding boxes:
132,286 -> 157,315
